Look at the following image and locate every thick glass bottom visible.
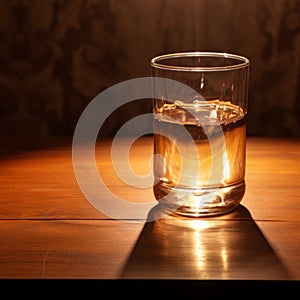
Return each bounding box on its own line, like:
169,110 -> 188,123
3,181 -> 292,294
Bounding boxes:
153,180 -> 245,217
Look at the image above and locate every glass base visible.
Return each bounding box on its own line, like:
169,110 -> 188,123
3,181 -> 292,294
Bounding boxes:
154,181 -> 245,218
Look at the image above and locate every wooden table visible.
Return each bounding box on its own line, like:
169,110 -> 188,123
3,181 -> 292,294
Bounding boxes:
0,136 -> 299,285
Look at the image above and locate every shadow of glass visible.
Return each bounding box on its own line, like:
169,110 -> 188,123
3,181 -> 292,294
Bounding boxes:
121,204 -> 291,280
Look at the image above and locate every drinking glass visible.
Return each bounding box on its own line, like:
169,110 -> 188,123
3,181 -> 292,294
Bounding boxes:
151,52 -> 250,217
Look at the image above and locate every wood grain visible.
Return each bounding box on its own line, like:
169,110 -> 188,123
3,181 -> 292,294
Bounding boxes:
0,136 -> 299,279
0,219 -> 144,279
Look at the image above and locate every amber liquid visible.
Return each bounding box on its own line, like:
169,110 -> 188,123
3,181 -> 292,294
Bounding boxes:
153,100 -> 246,217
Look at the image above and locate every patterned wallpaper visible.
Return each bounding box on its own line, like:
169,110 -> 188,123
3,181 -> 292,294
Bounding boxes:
0,0 -> 299,137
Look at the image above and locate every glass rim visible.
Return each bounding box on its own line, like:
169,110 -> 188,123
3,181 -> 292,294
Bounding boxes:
151,51 -> 250,72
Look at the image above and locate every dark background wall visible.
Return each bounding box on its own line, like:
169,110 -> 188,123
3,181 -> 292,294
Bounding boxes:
0,0 -> 300,137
